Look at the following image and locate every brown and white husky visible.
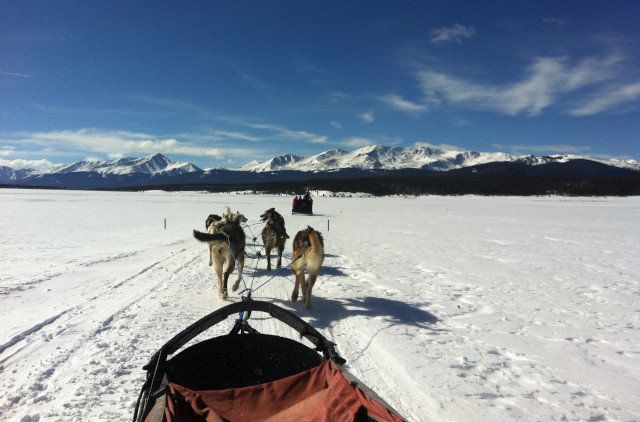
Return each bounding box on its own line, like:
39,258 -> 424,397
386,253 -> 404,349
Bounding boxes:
193,208 -> 246,299
291,226 -> 324,309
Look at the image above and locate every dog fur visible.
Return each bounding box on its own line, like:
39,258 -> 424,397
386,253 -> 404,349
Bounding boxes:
230,211 -> 248,224
193,207 -> 246,299
206,206 -> 248,232
205,214 -> 222,230
291,226 -> 324,309
260,208 -> 289,271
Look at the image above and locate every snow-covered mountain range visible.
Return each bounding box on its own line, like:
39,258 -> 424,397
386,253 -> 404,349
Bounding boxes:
1,146 -> 638,189
239,145 -> 640,172
0,154 -> 201,188
30,153 -> 201,176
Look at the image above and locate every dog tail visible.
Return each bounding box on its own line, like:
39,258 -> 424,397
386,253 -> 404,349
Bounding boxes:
223,206 -> 231,218
193,229 -> 229,243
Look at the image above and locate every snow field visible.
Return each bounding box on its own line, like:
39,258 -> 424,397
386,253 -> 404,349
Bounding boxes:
0,190 -> 638,421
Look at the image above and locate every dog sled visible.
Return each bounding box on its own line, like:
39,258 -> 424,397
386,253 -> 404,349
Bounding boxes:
133,300 -> 405,422
292,192 -> 313,215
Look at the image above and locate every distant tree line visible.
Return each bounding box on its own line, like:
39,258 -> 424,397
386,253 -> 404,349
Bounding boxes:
109,173 -> 640,197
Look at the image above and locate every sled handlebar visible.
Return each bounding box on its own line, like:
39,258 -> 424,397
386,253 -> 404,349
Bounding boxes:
144,301 -> 343,370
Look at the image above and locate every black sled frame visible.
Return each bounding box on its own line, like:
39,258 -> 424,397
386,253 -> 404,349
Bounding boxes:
133,300 -> 345,422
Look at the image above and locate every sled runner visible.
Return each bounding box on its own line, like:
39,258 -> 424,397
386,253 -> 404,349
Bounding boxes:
134,300 -> 404,422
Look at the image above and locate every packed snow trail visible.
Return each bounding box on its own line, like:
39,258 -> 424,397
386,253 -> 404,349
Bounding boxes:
1,190 -> 639,421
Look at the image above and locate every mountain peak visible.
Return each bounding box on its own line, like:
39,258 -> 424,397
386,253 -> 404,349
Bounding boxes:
238,153 -> 305,172
146,153 -> 171,163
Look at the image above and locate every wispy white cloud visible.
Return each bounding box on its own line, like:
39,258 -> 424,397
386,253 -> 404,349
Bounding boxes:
0,70 -> 34,78
0,146 -> 15,157
359,111 -> 375,123
413,141 -> 467,152
0,146 -> 56,169
0,109 -> 333,169
0,157 -> 56,170
563,54 -> 623,89
1,146 -> 56,169
133,97 -> 330,145
342,137 -> 376,148
187,129 -> 262,143
0,128 -> 258,166
18,129 -> 179,154
380,94 -> 429,112
417,54 -> 635,116
569,81 -> 640,116
430,24 -> 475,45
32,102 -> 169,118
214,130 -> 262,142
241,122 -> 328,144
326,91 -> 353,102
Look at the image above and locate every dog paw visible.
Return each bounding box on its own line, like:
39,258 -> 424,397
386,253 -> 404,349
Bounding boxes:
219,289 -> 228,300
291,292 -> 298,302
231,281 -> 240,292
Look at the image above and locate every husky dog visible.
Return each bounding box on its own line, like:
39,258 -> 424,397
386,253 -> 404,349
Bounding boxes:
207,206 -> 248,232
260,208 -> 290,271
205,214 -> 222,230
193,207 -> 246,300
205,206 -> 230,230
291,226 -> 324,309
230,210 -> 248,224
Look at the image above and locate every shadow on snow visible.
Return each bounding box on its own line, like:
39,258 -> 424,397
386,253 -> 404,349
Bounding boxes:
269,295 -> 441,333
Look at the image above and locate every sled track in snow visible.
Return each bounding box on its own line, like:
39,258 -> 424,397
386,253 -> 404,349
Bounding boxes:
0,245 -> 209,420
0,311 -> 69,358
1,240 -> 318,421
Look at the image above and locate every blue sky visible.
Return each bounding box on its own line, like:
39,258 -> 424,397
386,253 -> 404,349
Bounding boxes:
1,1 -> 639,170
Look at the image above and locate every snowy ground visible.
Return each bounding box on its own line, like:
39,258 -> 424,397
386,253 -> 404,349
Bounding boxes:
0,189 -> 638,422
